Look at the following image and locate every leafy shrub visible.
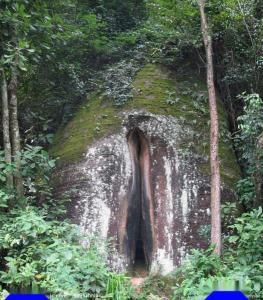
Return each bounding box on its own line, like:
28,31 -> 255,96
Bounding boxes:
235,178 -> 256,207
221,202 -> 239,229
172,247 -> 224,299
0,143 -> 134,299
0,145 -> 56,207
20,145 -> 56,201
228,207 -> 263,265
224,207 -> 263,298
0,145 -> 69,217
169,208 -> 263,299
235,93 -> 263,208
0,189 -> 11,209
236,93 -> 263,167
0,207 -> 110,297
0,152 -> 15,185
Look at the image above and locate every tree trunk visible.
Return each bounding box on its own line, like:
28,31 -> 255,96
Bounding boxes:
1,69 -> 14,188
9,63 -> 23,198
199,0 -> 221,255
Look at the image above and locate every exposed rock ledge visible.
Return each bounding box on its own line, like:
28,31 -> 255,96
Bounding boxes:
51,64 -> 240,274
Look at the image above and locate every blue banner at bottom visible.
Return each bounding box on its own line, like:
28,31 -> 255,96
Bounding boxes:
206,291 -> 248,300
6,295 -> 48,300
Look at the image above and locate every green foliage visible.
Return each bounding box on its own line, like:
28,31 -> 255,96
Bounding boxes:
0,152 -> 15,207
235,177 -> 255,207
10,0 -> 148,137
236,93 -> 263,169
213,0 -> 262,90
226,207 -> 263,298
0,206 -> 117,297
102,56 -> 143,106
0,151 -> 15,184
89,0 -> 146,33
139,0 -> 262,125
221,202 -> 239,228
0,145 -> 57,209
235,93 -> 263,207
105,273 -> 134,299
228,207 -> 263,265
172,247 -> 224,299
166,208 -> 263,299
20,145 -> 56,197
0,190 -> 9,208
0,1 -> 262,299
23,111 -> 54,146
0,143 -> 132,298
135,0 -> 202,66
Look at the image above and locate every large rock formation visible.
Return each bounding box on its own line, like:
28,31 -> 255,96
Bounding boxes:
51,64 -> 240,274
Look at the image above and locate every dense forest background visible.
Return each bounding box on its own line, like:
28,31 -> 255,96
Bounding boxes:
0,0 -> 262,299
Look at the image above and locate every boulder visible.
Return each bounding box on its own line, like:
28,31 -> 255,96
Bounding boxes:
51,64 -> 240,274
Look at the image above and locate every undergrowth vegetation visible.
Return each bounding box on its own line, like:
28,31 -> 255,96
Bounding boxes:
137,207 -> 263,300
0,151 -> 135,299
0,143 -> 262,299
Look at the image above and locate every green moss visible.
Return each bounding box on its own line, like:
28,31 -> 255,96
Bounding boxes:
50,95 -> 122,164
51,63 -> 240,187
128,64 -> 200,120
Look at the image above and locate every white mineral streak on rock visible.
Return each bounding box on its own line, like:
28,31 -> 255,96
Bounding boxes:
80,135 -> 122,237
85,145 -> 96,158
174,152 -> 179,173
98,199 -> 111,238
181,174 -> 189,224
79,182 -> 110,239
178,245 -> 187,263
164,157 -> 173,225
122,136 -> 132,178
108,249 -> 127,273
162,156 -> 174,265
78,131 -> 133,270
151,248 -> 174,275
192,183 -> 198,200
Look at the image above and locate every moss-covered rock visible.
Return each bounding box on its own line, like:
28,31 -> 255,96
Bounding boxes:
51,64 -> 240,274
51,64 -> 239,188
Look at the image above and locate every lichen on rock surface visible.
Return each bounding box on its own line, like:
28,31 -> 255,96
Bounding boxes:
52,64 -> 240,274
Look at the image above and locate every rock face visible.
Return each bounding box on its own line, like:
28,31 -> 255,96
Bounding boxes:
52,64 -> 240,274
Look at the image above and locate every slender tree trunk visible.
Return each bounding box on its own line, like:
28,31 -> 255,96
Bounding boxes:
199,0 -> 221,255
1,69 -> 14,188
9,63 -> 23,198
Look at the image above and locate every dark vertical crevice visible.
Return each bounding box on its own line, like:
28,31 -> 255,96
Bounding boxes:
125,128 -> 155,275
125,128 -> 141,266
